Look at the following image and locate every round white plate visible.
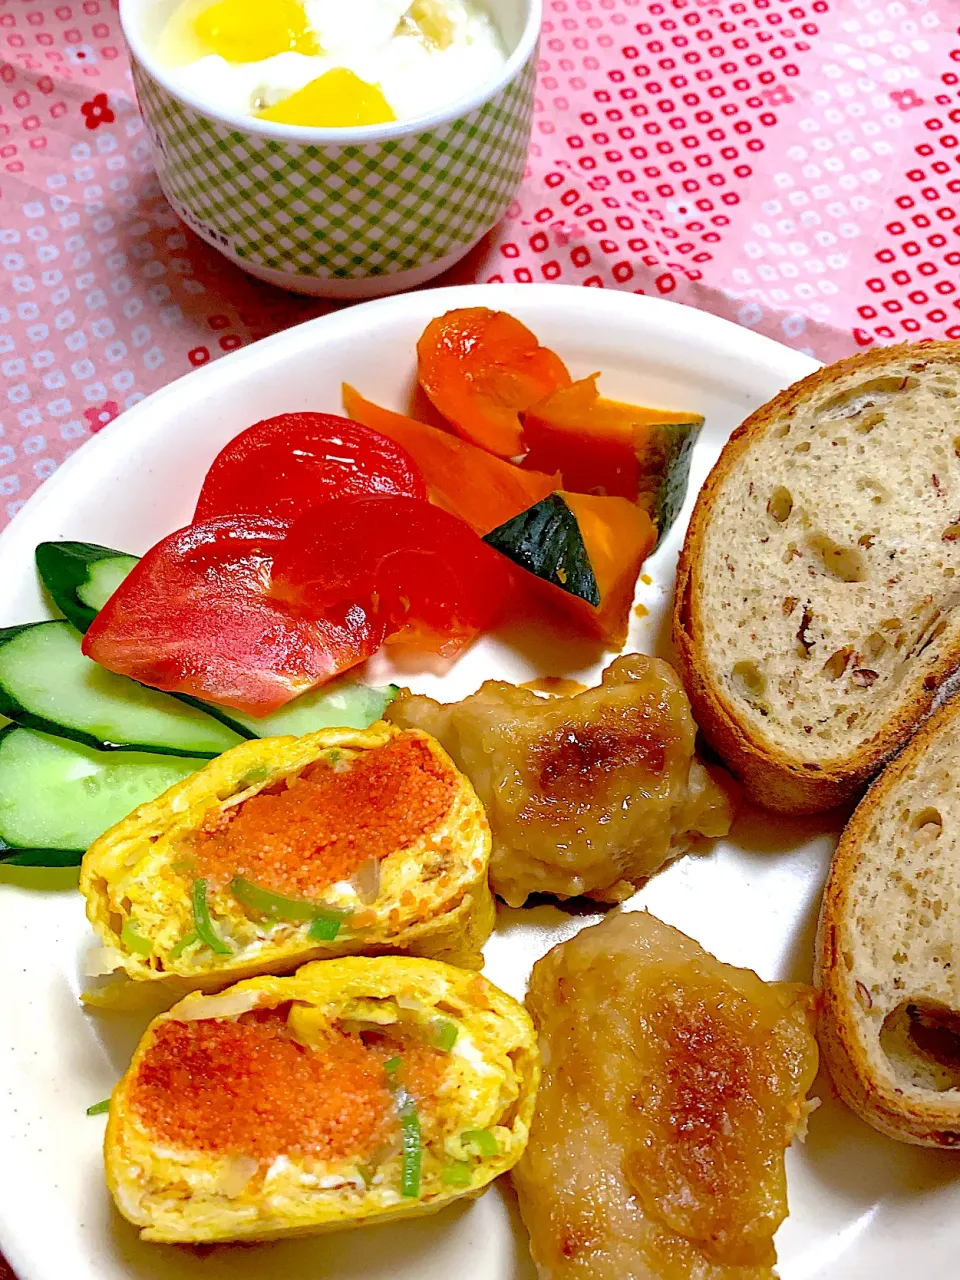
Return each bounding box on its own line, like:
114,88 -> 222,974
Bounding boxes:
0,285 -> 954,1280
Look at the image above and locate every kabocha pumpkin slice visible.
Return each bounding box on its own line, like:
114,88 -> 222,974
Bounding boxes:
484,491 -> 656,647
521,374 -> 703,542
636,422 -> 701,544
80,723 -> 495,992
484,494 -> 600,606
104,956 -> 540,1243
416,308 -> 572,458
341,384 -> 559,534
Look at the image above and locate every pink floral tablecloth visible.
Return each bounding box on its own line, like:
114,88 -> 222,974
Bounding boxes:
0,0 -> 958,1273
0,0 -> 956,529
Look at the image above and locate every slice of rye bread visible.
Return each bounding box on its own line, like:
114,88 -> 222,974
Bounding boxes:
817,693 -> 960,1146
673,341 -> 960,814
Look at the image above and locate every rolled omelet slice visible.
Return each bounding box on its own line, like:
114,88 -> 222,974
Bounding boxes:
104,955 -> 540,1243
81,724 -> 494,995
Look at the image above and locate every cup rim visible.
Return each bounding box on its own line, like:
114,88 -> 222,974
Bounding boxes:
119,0 -> 540,144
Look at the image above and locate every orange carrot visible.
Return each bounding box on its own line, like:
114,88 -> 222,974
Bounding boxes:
416,308 -> 572,459
342,383 -> 559,535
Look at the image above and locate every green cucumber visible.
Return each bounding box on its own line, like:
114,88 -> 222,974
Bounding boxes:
36,541 -> 139,634
220,677 -> 399,738
35,539 -> 398,738
0,621 -> 242,757
0,726 -> 204,866
483,494 -> 600,606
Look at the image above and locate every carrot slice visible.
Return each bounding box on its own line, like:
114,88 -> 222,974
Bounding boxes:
416,308 -> 572,459
342,383 -> 559,535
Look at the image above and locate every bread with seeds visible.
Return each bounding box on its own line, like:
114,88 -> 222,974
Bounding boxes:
673,341 -> 960,814
817,693 -> 960,1145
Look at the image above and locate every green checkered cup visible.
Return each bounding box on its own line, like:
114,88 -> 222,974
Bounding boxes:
120,0 -> 538,298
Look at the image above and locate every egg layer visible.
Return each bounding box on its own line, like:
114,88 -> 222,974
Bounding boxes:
155,0 -> 506,128
80,723 -> 494,995
105,956 -> 541,1243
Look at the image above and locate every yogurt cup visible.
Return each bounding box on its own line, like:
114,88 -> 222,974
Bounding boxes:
120,0 -> 539,298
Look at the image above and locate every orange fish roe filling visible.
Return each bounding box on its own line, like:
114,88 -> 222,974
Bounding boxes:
193,734 -> 456,900
365,1031 -> 449,1113
129,1012 -> 448,1163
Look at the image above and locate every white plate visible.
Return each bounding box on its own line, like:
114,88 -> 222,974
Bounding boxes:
0,284 -> 954,1280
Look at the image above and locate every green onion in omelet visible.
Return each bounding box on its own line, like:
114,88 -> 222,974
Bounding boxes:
104,956 -> 541,1243
81,723 -> 495,1003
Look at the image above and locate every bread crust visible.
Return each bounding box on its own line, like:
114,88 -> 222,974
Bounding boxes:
815,693 -> 960,1146
673,340 -> 960,815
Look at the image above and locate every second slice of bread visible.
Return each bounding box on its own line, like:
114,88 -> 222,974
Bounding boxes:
817,693 -> 960,1146
674,341 -> 960,813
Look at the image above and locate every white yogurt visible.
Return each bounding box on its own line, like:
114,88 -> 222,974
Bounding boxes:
157,0 -> 506,126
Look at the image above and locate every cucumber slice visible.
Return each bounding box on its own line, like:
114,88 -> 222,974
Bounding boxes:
78,554 -> 139,615
0,621 -> 243,758
36,541 -> 140,634
218,677 -> 399,738
34,540 -> 398,738
0,726 -> 204,866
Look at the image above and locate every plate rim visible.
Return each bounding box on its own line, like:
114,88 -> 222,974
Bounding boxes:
0,283 -> 822,1280
0,285 -> 818,555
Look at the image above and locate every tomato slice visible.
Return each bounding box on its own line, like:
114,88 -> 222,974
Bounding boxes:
270,496 -> 513,656
416,308 -> 572,458
193,412 -> 427,523
82,516 -> 384,715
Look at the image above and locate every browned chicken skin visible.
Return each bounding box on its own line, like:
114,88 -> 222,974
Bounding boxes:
511,911 -> 820,1280
386,654 -> 738,906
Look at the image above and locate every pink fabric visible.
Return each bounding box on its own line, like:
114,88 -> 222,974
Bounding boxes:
0,0 -> 955,530
0,0 -> 956,528
0,1 -> 958,1273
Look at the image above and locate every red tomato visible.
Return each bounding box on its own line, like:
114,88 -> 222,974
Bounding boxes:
270,497 -> 513,656
82,516 -> 384,715
193,412 -> 427,523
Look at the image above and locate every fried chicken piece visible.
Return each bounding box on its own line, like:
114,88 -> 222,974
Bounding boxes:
386,654 -> 737,906
511,911 -> 819,1280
